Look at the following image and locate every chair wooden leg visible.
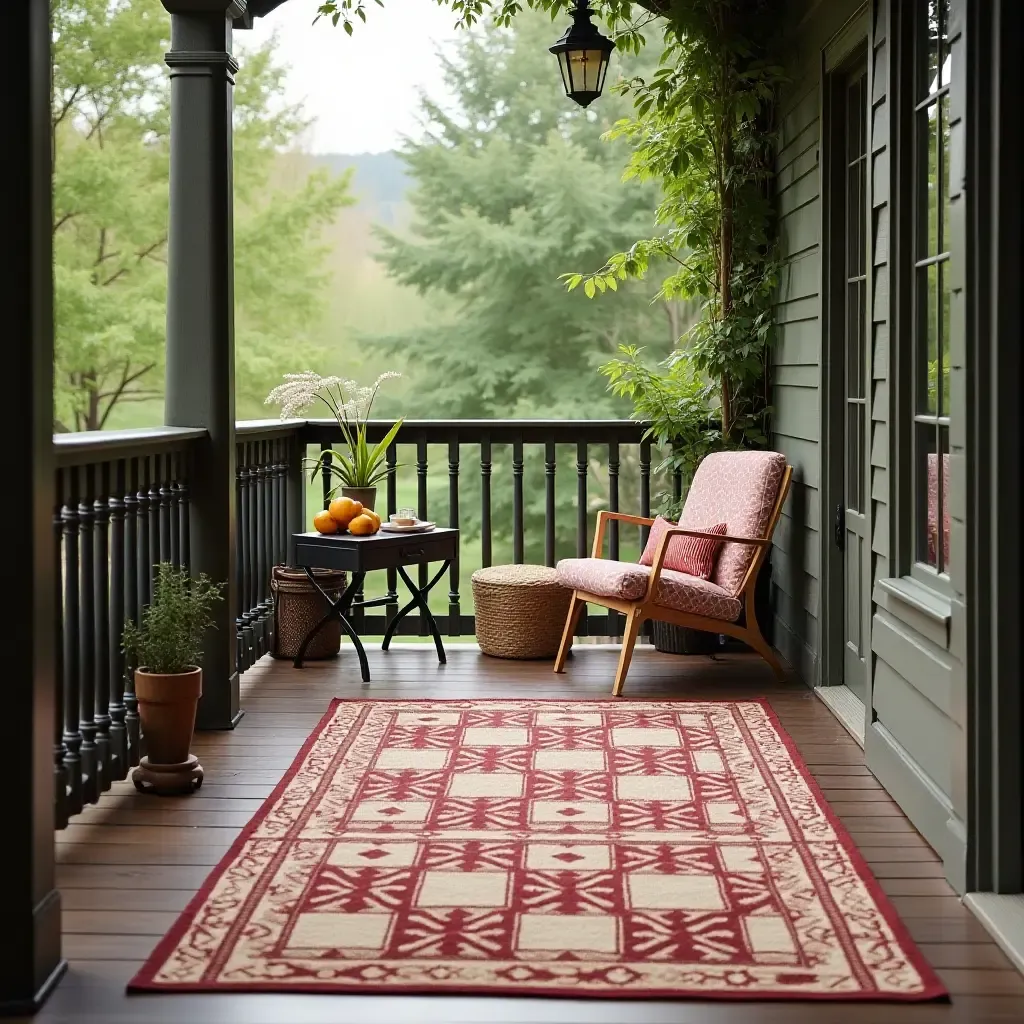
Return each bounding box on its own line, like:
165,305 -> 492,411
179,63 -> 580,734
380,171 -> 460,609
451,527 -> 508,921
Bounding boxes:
612,610 -> 643,697
745,626 -> 786,681
554,593 -> 584,673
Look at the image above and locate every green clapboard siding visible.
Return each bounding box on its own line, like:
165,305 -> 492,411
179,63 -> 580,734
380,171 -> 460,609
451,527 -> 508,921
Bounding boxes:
771,8 -> 823,684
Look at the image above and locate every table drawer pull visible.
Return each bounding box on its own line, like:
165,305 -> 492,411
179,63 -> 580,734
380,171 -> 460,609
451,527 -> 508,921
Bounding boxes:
401,547 -> 425,559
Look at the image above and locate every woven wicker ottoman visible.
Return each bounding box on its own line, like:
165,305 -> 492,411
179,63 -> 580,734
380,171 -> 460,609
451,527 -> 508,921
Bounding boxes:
471,564 -> 572,659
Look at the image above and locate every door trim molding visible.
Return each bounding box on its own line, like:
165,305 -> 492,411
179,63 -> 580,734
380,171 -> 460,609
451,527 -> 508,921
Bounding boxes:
817,33 -> 872,708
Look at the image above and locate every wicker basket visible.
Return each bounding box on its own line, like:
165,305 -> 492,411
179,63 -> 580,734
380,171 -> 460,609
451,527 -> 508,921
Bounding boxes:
471,564 -> 572,660
270,566 -> 347,661
651,619 -> 720,655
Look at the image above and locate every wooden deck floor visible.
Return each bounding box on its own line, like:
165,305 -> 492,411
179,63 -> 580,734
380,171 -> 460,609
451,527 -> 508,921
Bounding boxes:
34,645 -> 1024,1023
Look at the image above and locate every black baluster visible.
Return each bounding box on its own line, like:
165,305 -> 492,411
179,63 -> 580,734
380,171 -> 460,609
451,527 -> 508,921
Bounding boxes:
123,465 -> 140,766
448,439 -> 460,636
272,443 -> 284,565
576,442 -> 588,637
544,440 -> 556,567
238,458 -> 252,670
576,441 -> 588,558
148,458 -> 160,581
136,464 -> 150,609
177,478 -> 191,571
512,438 -> 524,564
607,440 -> 620,638
78,475 -> 97,806
256,451 -> 270,657
108,463 -> 127,780
640,438 -> 652,551
62,480 -> 82,816
480,439 -> 492,569
169,453 -> 181,568
53,492 -> 68,830
159,468 -> 172,566
243,460 -> 256,668
234,454 -> 245,674
93,467 -> 112,794
320,445 -> 333,510
385,443 -> 398,627
417,437 -> 429,635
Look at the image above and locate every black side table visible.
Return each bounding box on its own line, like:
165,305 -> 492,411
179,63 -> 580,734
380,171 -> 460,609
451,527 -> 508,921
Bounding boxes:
290,527 -> 459,681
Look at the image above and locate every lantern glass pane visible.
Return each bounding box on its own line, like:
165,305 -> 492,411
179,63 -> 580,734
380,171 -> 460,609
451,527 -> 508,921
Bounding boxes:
597,51 -> 610,92
556,50 -> 571,95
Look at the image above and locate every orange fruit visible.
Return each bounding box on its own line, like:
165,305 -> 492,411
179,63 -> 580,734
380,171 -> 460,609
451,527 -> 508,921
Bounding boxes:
364,510 -> 382,530
312,509 -> 338,534
328,496 -> 362,527
347,513 -> 378,536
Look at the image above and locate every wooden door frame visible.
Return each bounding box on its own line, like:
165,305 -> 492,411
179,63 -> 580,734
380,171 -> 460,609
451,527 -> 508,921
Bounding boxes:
817,7 -> 871,713
958,0 -> 1023,896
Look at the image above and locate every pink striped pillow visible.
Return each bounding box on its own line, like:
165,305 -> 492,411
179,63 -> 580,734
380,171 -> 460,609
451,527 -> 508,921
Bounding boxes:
638,517 -> 728,580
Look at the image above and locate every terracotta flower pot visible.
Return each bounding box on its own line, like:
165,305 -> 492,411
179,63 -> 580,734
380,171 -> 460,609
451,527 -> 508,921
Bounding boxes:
341,486 -> 377,511
135,666 -> 202,765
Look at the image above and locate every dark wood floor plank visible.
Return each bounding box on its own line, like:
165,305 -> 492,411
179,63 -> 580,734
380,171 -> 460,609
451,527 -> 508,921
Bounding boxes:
41,647 -> 1022,1023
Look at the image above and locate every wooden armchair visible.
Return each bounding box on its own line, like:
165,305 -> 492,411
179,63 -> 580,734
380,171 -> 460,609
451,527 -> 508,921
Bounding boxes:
553,451 -> 793,696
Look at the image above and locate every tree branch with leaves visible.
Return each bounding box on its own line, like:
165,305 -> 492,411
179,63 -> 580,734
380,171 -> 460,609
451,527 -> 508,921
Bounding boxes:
566,0 -> 784,449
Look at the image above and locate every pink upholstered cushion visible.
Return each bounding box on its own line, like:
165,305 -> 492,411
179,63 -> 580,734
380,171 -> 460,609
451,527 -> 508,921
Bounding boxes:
554,558 -> 742,622
639,517 -> 727,579
679,451 -> 787,596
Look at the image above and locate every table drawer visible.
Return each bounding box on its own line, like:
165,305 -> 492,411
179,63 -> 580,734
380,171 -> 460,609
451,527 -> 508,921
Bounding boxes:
358,534 -> 457,571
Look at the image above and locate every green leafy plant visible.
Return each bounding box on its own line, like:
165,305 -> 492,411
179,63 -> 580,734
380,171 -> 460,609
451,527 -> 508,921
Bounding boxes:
265,371 -> 403,492
122,564 -> 224,675
601,343 -> 725,516
566,0 -> 784,449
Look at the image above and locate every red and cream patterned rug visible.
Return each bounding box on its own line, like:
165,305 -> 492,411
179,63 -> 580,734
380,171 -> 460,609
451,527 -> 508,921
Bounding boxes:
129,698 -> 946,1001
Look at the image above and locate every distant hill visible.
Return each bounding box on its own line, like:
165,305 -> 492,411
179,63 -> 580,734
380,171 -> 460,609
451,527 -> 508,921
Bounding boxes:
313,151 -> 409,226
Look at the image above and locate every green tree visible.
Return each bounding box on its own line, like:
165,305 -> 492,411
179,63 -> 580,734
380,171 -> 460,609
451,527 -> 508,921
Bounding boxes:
52,0 -> 351,431
373,9 -> 678,420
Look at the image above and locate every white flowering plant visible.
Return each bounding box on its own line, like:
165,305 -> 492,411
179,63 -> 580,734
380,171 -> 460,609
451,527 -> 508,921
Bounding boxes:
265,371 -> 403,491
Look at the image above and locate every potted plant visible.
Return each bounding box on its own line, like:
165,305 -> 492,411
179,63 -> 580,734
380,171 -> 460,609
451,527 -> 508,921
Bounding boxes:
265,371 -> 402,511
122,563 -> 224,793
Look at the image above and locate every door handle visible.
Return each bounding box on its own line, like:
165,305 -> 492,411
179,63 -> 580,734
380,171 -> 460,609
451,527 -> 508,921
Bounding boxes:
834,502 -> 844,550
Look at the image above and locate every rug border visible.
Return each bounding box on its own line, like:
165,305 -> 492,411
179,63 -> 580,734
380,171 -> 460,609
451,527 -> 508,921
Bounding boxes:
127,696 -> 949,1002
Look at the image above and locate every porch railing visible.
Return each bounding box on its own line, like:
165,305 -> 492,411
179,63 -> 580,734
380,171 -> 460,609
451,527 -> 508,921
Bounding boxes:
53,426 -> 204,828
51,418 -> 665,828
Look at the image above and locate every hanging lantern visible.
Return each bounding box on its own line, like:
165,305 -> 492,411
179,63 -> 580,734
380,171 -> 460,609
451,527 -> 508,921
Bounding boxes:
549,2 -> 615,108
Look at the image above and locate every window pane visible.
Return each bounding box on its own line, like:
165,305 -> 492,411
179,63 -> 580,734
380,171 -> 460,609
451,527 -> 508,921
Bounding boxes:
926,102 -> 939,257
917,426 -> 939,567
847,400 -> 863,514
939,0 -> 951,86
923,0 -> 941,98
938,427 -> 950,572
847,162 -> 865,277
939,260 -> 950,415
925,262 -> 939,414
941,94 -> 951,252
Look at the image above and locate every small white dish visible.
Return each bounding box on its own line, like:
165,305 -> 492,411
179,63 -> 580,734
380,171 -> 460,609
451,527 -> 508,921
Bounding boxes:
380,521 -> 436,534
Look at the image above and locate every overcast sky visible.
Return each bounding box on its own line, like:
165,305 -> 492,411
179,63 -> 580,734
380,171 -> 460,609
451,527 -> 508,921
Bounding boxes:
245,0 -> 461,155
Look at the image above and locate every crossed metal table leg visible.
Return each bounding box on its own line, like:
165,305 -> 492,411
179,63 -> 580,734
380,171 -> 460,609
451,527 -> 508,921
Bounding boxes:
381,562 -> 451,665
294,560 -> 451,680
294,569 -> 371,681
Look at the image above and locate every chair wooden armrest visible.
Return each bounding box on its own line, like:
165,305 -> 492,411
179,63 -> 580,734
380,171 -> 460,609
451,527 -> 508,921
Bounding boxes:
644,526 -> 770,600
591,510 -> 657,558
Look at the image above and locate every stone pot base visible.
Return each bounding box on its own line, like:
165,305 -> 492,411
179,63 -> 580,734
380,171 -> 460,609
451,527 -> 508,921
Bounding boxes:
132,754 -> 204,796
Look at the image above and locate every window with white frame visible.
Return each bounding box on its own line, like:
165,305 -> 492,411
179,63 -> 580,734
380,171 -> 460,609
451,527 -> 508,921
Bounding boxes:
913,0 -> 951,574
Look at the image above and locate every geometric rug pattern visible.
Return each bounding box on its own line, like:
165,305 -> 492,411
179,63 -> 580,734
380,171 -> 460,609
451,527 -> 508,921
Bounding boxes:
129,699 -> 946,1000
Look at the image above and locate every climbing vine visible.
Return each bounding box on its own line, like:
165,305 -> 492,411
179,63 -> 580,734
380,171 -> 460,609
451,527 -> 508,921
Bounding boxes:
569,0 -> 784,449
